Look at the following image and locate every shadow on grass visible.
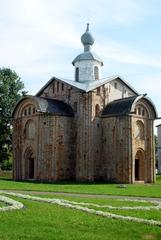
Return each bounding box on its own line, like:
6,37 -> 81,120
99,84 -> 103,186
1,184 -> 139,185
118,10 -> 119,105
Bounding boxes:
0,177 -> 117,185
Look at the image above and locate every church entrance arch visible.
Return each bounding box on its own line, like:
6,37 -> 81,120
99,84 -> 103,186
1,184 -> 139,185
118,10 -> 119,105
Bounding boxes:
135,149 -> 145,181
24,147 -> 35,179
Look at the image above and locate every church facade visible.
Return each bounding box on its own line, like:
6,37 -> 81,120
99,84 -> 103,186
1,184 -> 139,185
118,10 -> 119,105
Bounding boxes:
13,25 -> 157,183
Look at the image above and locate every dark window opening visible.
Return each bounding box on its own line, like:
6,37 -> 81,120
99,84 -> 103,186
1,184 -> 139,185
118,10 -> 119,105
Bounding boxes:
57,82 -> 60,92
114,82 -> 117,89
96,87 -> 100,95
135,159 -> 139,180
75,67 -> 79,82
142,109 -> 145,116
53,82 -> 55,93
28,107 -> 31,115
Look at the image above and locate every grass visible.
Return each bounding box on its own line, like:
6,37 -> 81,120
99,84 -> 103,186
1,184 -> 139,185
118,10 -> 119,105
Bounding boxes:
22,193 -> 161,222
0,174 -> 161,198
1,173 -> 161,239
0,196 -> 161,240
0,201 -> 6,207
32,193 -> 155,207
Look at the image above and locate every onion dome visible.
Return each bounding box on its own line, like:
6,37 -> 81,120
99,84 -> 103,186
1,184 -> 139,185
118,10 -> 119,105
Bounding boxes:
81,23 -> 94,50
72,23 -> 103,66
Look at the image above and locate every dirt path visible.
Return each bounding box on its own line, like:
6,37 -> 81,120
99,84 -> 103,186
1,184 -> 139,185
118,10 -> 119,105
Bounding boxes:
3,190 -> 161,202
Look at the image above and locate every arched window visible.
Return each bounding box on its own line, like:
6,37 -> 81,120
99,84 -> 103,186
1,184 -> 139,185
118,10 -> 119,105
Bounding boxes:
75,67 -> 79,82
25,120 -> 35,140
136,120 -> 144,140
95,104 -> 100,117
94,66 -> 99,80
28,107 -> 31,115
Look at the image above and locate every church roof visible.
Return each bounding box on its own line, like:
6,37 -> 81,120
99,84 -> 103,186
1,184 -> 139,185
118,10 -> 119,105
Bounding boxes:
36,75 -> 139,96
72,51 -> 103,66
72,23 -> 103,66
102,96 -> 137,117
102,95 -> 157,118
13,96 -> 74,117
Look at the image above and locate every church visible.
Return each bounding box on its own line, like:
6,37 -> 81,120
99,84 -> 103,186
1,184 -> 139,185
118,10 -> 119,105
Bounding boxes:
13,24 -> 157,183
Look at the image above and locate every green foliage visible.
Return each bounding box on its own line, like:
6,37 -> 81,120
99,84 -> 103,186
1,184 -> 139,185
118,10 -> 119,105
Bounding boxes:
1,159 -> 12,171
0,67 -> 25,164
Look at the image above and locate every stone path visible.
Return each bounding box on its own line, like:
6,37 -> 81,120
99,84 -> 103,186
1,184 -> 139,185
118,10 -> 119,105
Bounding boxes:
3,189 -> 161,202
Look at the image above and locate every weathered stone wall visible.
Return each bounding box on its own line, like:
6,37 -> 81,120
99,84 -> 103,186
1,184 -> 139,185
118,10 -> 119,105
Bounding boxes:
36,114 -> 75,181
13,79 -> 156,183
131,116 -> 155,183
13,105 -> 75,181
102,116 -> 132,183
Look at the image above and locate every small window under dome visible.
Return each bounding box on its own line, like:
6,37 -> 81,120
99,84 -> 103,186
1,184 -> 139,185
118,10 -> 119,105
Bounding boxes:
94,66 -> 99,80
75,67 -> 79,82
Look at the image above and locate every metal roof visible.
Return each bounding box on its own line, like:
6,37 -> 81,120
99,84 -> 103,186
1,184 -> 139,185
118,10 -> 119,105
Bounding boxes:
102,96 -> 137,117
81,23 -> 94,46
36,75 -> 139,96
13,96 -> 74,117
72,51 -> 103,66
102,95 -> 157,118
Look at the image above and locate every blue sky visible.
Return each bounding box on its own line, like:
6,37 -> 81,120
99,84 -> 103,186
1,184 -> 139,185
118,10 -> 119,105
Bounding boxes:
1,0 -> 161,128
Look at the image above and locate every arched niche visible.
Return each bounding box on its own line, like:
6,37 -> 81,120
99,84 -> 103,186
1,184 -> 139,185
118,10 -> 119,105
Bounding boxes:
135,120 -> 144,140
24,119 -> 35,140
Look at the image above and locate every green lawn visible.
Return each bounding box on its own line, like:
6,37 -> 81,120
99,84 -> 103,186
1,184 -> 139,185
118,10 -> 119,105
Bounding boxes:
1,174 -> 161,239
0,175 -> 161,198
0,201 -> 6,207
0,195 -> 161,240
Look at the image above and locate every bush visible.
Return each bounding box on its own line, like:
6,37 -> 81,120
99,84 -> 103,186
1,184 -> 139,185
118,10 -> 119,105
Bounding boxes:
1,160 -> 12,171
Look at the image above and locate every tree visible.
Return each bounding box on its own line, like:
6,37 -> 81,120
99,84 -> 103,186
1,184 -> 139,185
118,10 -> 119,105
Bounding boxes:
0,68 -> 25,165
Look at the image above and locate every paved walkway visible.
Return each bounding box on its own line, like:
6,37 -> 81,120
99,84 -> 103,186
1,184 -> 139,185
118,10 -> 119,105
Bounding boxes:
3,190 -> 161,202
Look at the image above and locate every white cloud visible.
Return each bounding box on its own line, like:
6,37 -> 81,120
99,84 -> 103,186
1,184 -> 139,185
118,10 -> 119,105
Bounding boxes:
0,0 -> 161,116
95,39 -> 161,69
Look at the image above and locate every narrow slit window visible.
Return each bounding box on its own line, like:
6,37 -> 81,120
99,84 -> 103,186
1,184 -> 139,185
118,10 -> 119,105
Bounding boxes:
94,66 -> 99,80
57,82 -> 59,92
75,67 -> 79,82
96,87 -> 100,95
95,104 -> 100,117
